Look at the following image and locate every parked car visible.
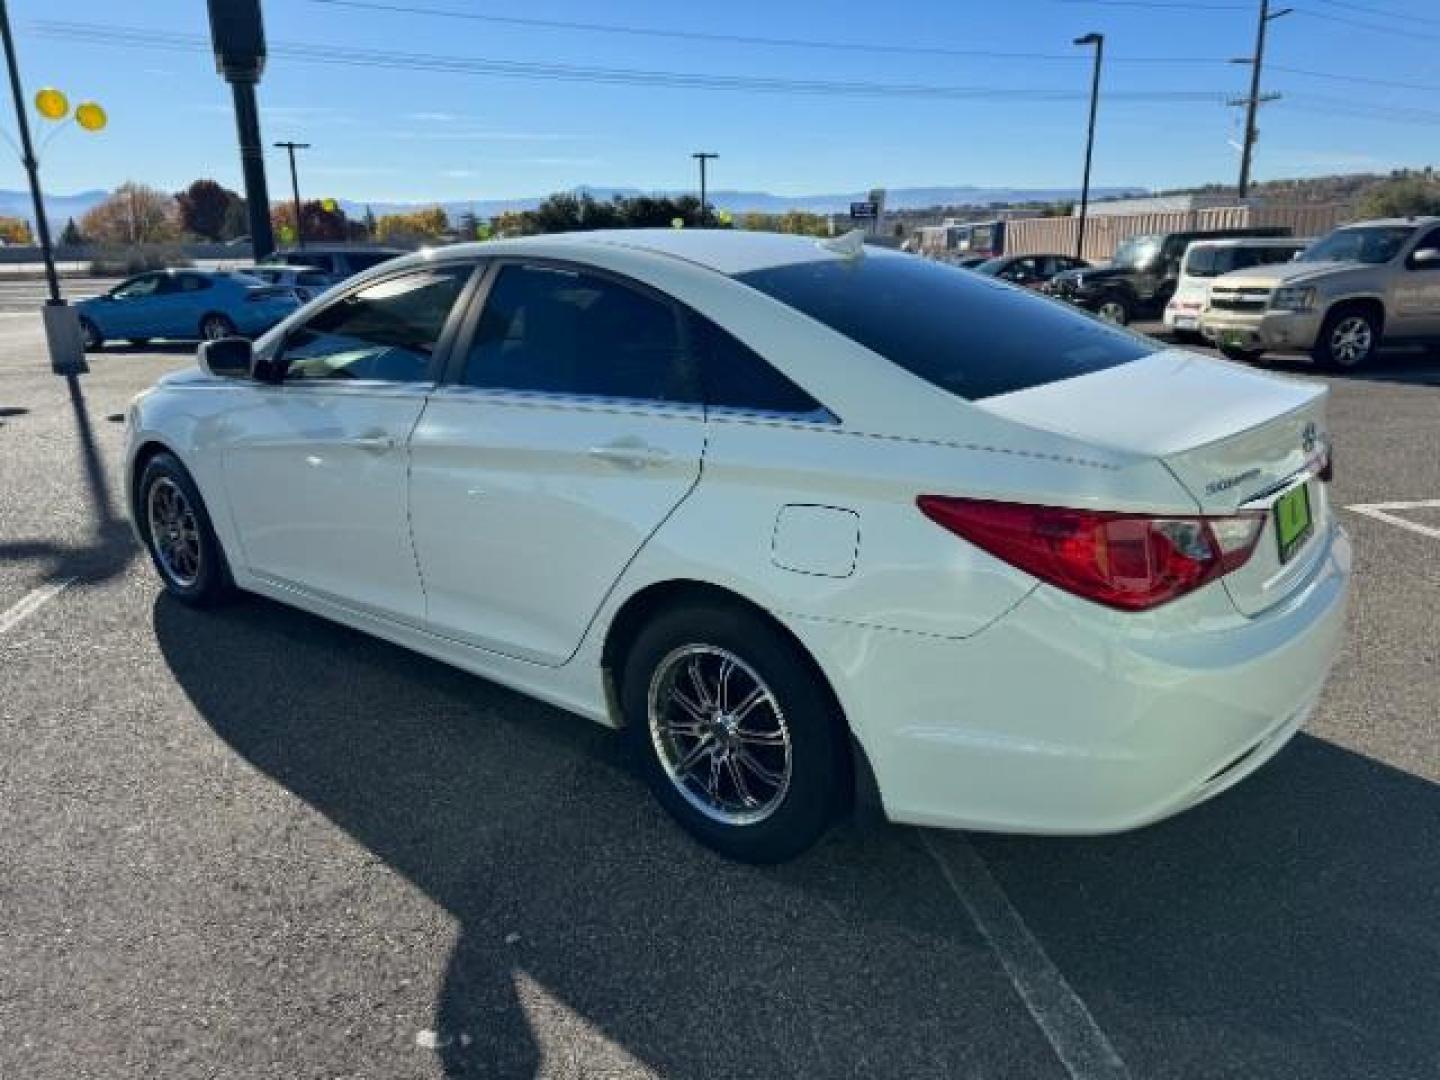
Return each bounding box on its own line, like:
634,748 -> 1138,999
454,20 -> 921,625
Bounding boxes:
1164,237 -> 1310,341
1046,226 -> 1290,325
126,230 -> 1349,862
1200,217 -> 1440,369
975,253 -> 1090,289
259,244 -> 405,286
233,264 -> 334,303
77,269 -> 301,350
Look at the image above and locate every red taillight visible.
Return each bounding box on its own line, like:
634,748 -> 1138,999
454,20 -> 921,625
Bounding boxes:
917,496 -> 1265,611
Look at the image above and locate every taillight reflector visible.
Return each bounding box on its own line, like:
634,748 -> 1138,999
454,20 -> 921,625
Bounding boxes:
917,496 -> 1265,612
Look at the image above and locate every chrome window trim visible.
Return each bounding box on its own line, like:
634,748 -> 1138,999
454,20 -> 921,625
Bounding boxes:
429,383 -> 706,418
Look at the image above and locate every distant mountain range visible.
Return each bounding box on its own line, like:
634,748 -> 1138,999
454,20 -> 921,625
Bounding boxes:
0,185 -> 1146,228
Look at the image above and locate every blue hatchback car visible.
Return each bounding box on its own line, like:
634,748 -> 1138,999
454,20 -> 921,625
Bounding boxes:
77,269 -> 302,350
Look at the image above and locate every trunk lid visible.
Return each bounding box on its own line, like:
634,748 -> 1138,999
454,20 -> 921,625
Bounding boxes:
978,350 -> 1332,615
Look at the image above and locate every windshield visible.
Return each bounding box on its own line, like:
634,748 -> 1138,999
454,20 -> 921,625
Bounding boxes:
1184,244 -> 1303,278
1301,226 -> 1413,265
1111,235 -> 1162,269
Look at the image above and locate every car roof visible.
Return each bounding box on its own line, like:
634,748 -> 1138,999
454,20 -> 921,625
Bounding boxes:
1185,237 -> 1309,249
271,244 -> 405,254
1338,217 -> 1440,229
412,229 -> 874,276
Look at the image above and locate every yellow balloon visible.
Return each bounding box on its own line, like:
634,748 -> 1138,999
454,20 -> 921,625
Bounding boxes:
75,102 -> 107,132
35,87 -> 69,121
321,198 -> 338,213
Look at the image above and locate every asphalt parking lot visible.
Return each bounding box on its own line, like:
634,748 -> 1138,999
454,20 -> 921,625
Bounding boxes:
2,312 -> 1438,1079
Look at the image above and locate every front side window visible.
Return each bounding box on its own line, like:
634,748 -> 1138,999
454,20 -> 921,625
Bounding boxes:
461,264 -> 696,403
1112,235 -> 1162,269
736,252 -> 1155,401
281,266 -> 471,382
112,274 -> 160,300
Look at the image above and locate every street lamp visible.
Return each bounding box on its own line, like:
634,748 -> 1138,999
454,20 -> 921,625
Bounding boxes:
1073,32 -> 1104,262
0,0 -> 107,375
274,140 -> 311,248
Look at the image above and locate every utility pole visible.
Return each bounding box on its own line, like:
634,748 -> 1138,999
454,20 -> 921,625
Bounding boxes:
692,152 -> 718,226
275,141 -> 311,248
1233,0 -> 1291,199
207,0 -> 275,259
1073,32 -> 1104,261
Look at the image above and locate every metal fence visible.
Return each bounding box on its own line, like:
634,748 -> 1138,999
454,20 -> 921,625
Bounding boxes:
1003,204 -> 1348,262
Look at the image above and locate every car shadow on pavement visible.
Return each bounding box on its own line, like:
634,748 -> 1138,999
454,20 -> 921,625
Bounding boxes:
153,592 -> 1440,1080
1257,351 -> 1440,388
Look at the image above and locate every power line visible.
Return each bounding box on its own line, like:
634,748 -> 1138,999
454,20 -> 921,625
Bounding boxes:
301,0 -> 1232,65
29,22 -> 1231,104
1045,0 -> 1250,9
1308,0 -> 1440,28
1270,64 -> 1440,94
1295,8 -> 1440,42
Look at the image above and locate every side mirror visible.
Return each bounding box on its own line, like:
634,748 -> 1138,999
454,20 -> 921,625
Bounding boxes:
1409,247 -> 1440,268
197,337 -> 253,379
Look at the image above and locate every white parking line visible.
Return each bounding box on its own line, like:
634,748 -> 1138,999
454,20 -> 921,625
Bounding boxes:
921,831 -> 1131,1080
0,578 -> 75,636
1346,500 -> 1440,540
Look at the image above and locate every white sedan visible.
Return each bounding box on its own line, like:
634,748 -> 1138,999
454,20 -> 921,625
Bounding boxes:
125,230 -> 1351,862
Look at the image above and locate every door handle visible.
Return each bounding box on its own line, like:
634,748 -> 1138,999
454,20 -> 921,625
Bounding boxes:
349,433 -> 397,453
587,439 -> 672,469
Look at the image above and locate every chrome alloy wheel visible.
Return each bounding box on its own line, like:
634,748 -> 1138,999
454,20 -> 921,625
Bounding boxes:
1097,299 -> 1128,325
1329,316 -> 1373,367
147,477 -> 202,587
647,645 -> 793,826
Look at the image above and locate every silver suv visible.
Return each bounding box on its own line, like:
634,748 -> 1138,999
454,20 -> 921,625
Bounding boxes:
1200,218 -> 1440,369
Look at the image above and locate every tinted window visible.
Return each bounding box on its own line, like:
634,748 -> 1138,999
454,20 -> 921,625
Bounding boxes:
690,314 -> 823,415
462,264 -> 696,403
177,274 -> 212,292
736,253 -> 1155,401
1301,226 -> 1413,265
282,266 -> 470,382
345,252 -> 400,273
112,274 -> 160,299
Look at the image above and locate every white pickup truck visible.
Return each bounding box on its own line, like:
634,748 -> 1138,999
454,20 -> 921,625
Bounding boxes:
1200,217 -> 1440,369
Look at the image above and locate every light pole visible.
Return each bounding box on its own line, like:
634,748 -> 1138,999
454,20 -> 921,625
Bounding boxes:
1232,0 -> 1291,199
208,0 -> 275,259
0,0 -> 107,375
1073,32 -> 1103,262
692,151 -> 718,226
275,140 -> 311,248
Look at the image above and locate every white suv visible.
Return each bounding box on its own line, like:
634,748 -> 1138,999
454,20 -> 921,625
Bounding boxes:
1165,237 -> 1309,341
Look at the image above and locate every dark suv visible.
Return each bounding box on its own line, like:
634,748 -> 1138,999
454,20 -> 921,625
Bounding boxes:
1045,226 -> 1290,325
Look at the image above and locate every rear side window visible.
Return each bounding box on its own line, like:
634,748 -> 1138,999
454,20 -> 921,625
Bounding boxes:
462,264 -> 698,403
689,314 -> 823,416
736,254 -> 1155,401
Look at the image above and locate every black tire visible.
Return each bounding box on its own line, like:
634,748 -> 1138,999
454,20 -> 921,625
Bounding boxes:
1311,305 -> 1381,371
1170,329 -> 1204,345
1220,344 -> 1266,364
1094,294 -> 1131,326
621,602 -> 849,863
79,316 -> 104,352
199,313 -> 237,342
137,452 -> 234,607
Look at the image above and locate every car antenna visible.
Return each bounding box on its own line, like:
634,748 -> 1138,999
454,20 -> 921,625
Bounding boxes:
818,229 -> 867,260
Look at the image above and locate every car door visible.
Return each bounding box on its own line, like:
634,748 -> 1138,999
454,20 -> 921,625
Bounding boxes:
219,262 -> 477,621
170,272 -> 215,337
98,272 -> 164,337
1392,226 -> 1440,339
407,260 -> 706,665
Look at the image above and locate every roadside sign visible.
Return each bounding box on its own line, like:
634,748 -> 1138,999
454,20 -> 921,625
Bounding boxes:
850,201 -> 878,220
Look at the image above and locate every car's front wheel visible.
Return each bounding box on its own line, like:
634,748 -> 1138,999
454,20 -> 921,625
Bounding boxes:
79,316 -> 103,352
200,313 -> 237,341
622,602 -> 850,863
138,452 -> 233,607
1095,295 -> 1131,325
1312,306 -> 1380,370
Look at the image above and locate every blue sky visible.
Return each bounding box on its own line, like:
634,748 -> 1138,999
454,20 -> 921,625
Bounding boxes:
8,0 -> 1439,202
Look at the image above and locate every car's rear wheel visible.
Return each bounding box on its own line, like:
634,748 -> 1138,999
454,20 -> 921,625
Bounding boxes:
79,316 -> 103,352
138,452 -> 233,607
1312,307 -> 1380,370
622,603 -> 849,863
1096,296 -> 1131,325
1220,344 -> 1266,364
200,313 -> 237,341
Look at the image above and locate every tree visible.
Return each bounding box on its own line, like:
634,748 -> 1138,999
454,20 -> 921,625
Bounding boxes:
176,179 -> 241,241
221,197 -> 249,241
0,215 -> 33,244
271,200 -> 349,244
1357,175 -> 1440,219
79,182 -> 181,245
59,218 -> 84,246
374,206 -> 449,243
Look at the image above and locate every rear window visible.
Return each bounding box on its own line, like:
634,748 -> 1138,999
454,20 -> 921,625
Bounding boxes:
735,254 -> 1156,401
1184,245 -> 1302,278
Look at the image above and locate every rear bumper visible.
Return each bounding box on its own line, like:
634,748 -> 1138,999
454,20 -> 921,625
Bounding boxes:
1201,309 -> 1322,352
788,524 -> 1351,834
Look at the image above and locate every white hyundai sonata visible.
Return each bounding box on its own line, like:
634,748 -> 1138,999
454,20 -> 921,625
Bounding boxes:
125,229 -> 1350,862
